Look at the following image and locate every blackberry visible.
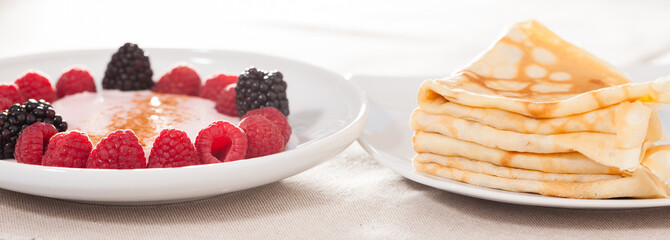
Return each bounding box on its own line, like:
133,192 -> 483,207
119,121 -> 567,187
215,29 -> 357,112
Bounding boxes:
235,67 -> 289,116
0,99 -> 67,159
102,43 -> 154,91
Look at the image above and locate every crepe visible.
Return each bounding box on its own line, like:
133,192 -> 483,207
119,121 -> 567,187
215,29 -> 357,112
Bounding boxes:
413,154 -> 669,199
410,109 -> 659,171
419,75 -> 670,119
414,153 -> 620,183
642,145 -> 670,182
416,20 -> 670,118
418,97 -> 663,136
410,19 -> 670,198
413,131 -> 621,174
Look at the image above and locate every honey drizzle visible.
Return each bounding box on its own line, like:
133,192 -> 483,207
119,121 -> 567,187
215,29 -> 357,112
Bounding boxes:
86,92 -> 192,149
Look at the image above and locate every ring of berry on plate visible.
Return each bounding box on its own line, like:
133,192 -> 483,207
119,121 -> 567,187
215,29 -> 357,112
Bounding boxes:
0,43 -> 292,169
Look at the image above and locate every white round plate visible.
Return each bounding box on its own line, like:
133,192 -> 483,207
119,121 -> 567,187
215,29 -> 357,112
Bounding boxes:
0,48 -> 368,205
353,65 -> 670,209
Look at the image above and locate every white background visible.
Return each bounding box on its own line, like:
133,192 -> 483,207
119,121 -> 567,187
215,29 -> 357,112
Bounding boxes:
2,0 -> 670,77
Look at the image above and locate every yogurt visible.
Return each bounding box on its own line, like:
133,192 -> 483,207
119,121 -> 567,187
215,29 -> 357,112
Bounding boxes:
53,90 -> 239,153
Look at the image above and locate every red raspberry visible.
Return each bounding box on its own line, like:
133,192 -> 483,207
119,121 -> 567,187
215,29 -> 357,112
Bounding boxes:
0,83 -> 21,104
56,67 -> 96,98
154,66 -> 201,96
195,121 -> 247,164
243,107 -> 291,145
200,74 -> 237,101
15,72 -> 57,103
87,130 -> 147,169
239,115 -> 284,158
0,98 -> 14,111
42,131 -> 93,168
14,123 -> 58,165
215,83 -> 238,116
148,129 -> 199,168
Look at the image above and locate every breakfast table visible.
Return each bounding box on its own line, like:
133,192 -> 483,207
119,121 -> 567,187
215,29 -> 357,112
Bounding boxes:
2,0 -> 670,239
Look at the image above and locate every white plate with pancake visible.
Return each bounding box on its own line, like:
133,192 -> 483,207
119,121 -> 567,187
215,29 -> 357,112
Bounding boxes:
354,65 -> 670,209
0,48 -> 368,205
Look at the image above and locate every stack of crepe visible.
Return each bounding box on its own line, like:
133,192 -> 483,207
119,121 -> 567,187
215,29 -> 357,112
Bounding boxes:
410,20 -> 670,199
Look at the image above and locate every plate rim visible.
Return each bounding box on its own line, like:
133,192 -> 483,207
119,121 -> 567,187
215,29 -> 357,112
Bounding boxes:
0,47 -> 370,174
353,72 -> 670,209
0,48 -> 370,203
358,137 -> 670,209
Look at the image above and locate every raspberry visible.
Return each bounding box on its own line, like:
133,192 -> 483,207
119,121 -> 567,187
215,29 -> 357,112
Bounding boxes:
215,84 -> 238,116
14,123 -> 58,165
15,72 -> 57,103
0,98 -> 14,112
42,131 -> 92,168
147,129 -> 199,168
154,66 -> 201,96
0,83 -> 21,105
87,130 -> 147,169
200,74 -> 238,101
102,43 -> 154,91
242,107 -> 291,145
56,68 -> 96,98
239,116 -> 284,158
195,121 -> 247,164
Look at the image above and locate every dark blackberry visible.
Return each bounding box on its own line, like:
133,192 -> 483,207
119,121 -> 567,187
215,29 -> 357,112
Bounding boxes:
0,99 -> 67,159
235,67 -> 289,116
102,43 -> 154,91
